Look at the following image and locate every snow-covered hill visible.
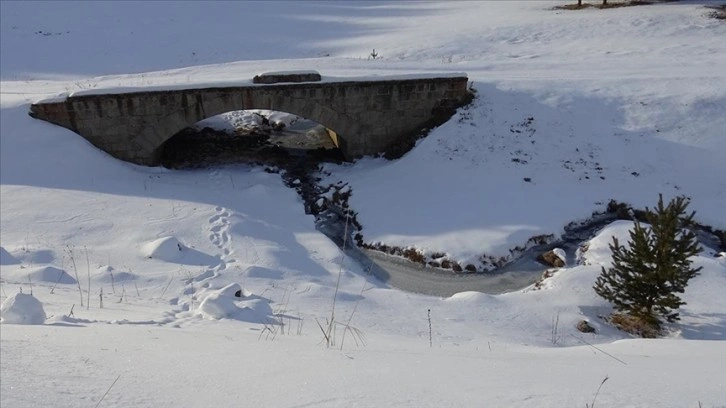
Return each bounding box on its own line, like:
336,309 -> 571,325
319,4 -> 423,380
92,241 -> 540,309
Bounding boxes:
1,1 -> 725,407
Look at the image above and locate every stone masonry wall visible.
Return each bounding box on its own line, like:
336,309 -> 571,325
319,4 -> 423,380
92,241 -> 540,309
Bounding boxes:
29,76 -> 471,165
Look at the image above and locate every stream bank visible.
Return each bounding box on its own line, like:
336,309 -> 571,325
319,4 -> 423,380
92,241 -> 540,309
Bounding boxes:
161,120 -> 725,297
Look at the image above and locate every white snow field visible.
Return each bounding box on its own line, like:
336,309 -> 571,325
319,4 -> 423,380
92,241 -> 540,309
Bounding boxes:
1,1 -> 725,407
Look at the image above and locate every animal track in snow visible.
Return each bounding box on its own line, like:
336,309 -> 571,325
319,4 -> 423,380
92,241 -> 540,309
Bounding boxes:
207,207 -> 232,250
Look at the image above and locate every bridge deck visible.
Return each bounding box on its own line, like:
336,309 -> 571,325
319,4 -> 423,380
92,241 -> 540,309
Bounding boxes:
29,73 -> 472,166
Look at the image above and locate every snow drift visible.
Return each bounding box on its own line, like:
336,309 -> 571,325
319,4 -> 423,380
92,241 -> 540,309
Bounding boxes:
1,292 -> 46,325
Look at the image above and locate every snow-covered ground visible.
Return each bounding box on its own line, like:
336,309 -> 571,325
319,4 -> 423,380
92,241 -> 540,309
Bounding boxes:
1,1 -> 725,407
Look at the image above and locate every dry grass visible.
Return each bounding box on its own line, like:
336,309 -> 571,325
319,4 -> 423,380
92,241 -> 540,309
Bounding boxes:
609,312 -> 662,338
709,5 -> 726,21
554,1 -> 655,11
402,248 -> 426,264
555,4 -> 593,10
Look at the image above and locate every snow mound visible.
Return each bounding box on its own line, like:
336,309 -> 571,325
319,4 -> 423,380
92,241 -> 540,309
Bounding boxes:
48,315 -> 92,325
580,220 -> 635,266
197,283 -> 271,321
27,266 -> 76,284
1,292 -> 46,325
245,266 -> 284,279
141,236 -> 185,261
216,282 -> 245,297
238,299 -> 274,317
445,291 -> 493,303
0,247 -> 55,265
197,293 -> 237,320
1,265 -> 76,285
0,247 -> 19,265
94,266 -> 137,283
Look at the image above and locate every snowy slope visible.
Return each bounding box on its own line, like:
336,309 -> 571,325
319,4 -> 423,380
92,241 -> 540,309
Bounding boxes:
1,1 -> 726,407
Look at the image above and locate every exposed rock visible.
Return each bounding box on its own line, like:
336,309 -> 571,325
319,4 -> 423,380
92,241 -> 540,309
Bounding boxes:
542,269 -> 557,280
537,249 -> 566,267
577,320 -> 596,333
271,121 -> 286,131
530,268 -> 558,291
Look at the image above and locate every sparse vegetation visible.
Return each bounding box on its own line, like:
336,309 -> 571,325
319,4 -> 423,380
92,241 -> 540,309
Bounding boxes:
586,375 -> 609,408
708,4 -> 726,20
608,312 -> 661,338
555,0 -> 660,10
317,214 -> 365,350
427,309 -> 433,348
594,194 -> 702,336
551,311 -> 561,345
94,375 -> 121,408
65,245 -> 84,308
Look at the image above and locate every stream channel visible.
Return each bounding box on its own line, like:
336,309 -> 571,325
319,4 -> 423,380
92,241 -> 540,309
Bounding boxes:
162,118 -> 723,298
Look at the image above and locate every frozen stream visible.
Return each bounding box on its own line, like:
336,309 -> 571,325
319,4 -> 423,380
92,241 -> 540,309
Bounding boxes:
350,246 -> 545,296
315,210 -> 569,297
167,112 -> 608,297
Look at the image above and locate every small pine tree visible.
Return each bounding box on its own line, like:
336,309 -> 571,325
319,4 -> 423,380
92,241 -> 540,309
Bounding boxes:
594,194 -> 702,330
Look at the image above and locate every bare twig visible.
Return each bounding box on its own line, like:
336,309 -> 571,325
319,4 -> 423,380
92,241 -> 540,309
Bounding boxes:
570,334 -> 627,365
118,285 -> 126,303
85,246 -> 91,310
66,246 -> 84,307
159,277 -> 174,299
297,309 -> 304,335
340,281 -> 367,350
94,374 -> 121,408
50,258 -> 65,294
324,214 -> 349,347
428,309 -> 433,348
586,375 -> 609,408
316,318 -> 331,345
552,311 -> 560,345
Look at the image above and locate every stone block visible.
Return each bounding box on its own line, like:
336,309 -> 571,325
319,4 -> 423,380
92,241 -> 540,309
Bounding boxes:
252,70 -> 322,84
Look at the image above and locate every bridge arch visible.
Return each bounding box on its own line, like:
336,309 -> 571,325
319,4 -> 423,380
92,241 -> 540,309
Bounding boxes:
148,90 -> 358,164
157,108 -> 344,168
29,75 -> 472,166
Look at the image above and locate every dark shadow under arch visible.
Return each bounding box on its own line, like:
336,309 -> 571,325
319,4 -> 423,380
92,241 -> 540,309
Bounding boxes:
157,109 -> 344,169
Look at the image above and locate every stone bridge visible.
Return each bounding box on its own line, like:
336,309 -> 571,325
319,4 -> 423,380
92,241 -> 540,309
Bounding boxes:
29,73 -> 472,166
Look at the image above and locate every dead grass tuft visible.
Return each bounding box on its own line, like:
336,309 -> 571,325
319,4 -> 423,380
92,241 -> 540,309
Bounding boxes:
709,5 -> 726,21
402,248 -> 426,264
555,3 -> 594,10
554,1 -> 655,11
609,312 -> 661,338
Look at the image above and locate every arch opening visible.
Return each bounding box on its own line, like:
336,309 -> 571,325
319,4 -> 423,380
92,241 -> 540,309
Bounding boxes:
157,109 -> 345,169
